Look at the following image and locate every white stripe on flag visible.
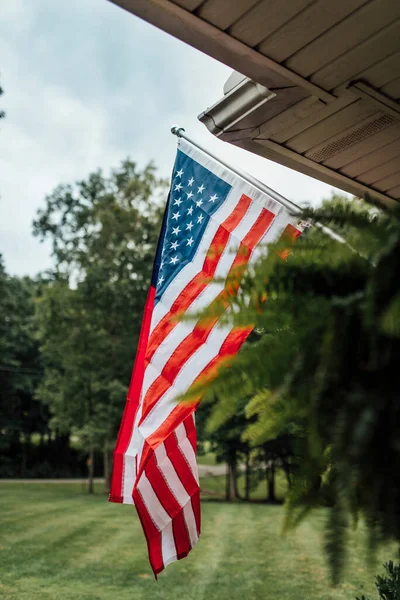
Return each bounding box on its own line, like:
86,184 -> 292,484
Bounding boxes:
155,442 -> 191,506
183,500 -> 198,547
137,472 -> 170,531
176,424 -> 199,483
139,322 -> 233,440
161,521 -> 177,568
121,455 -> 136,504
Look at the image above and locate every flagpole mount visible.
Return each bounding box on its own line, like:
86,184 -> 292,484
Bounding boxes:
171,125 -> 185,137
170,125 -> 353,249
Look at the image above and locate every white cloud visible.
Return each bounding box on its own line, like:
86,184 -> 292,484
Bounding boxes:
0,0 -> 343,277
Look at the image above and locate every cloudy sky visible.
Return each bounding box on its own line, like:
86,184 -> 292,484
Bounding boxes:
1,0 -> 343,277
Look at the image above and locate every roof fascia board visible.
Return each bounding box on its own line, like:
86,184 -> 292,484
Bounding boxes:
109,0 -> 335,104
247,136 -> 397,208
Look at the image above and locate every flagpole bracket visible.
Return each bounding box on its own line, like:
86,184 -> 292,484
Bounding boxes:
171,125 -> 186,137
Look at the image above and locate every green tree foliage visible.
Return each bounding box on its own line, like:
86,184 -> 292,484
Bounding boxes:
33,160 -> 166,490
0,256 -> 45,475
188,195 -> 400,581
357,561 -> 400,600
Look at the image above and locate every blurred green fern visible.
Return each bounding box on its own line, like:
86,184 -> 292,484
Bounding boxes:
185,194 -> 400,582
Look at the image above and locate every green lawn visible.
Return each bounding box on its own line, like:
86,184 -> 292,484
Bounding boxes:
0,483 -> 395,600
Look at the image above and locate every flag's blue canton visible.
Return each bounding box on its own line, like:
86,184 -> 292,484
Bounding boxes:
153,150 -> 232,304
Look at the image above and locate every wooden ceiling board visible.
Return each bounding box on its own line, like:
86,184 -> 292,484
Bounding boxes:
256,97 -> 326,139
387,184 -> 400,198
323,123 -> 400,169
348,138 -> 400,183
305,111 -> 394,162
285,0 -> 399,78
381,77 -> 400,99
360,50 -> 400,90
270,97 -> 354,144
374,171 -> 400,191
228,0 -> 313,48
286,100 -> 376,153
172,0 -> 204,9
357,151 -> 400,185
257,0 -> 368,63
196,0 -> 260,31
311,20 -> 400,91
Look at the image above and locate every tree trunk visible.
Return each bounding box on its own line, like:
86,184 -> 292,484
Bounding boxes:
225,462 -> 231,501
88,447 -> 94,494
103,449 -> 112,495
21,432 -> 29,477
245,451 -> 251,501
282,459 -> 292,488
267,461 -> 276,503
229,461 -> 237,500
233,461 -> 240,499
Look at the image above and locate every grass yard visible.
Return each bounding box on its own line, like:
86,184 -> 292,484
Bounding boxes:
0,483 -> 396,600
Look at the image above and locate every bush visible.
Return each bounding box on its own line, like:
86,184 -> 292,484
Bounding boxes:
357,561 -> 400,599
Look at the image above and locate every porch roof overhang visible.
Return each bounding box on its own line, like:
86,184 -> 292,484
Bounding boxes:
109,0 -> 400,207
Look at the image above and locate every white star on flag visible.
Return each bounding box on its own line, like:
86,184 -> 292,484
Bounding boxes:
174,183 -> 182,192
186,236 -> 194,246
188,177 -> 194,187
174,198 -> 183,206
172,226 -> 181,236
195,199 -> 203,208
157,275 -> 164,285
187,206 -> 193,215
170,256 -> 178,265
170,240 -> 179,250
187,191 -> 194,200
197,184 -> 205,194
197,214 -> 204,224
186,221 -> 194,231
172,211 -> 180,221
209,193 -> 218,203
176,169 -> 183,177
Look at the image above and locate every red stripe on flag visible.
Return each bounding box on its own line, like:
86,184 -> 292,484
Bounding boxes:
243,208 -> 275,250
145,194 -> 253,361
109,285 -> 156,503
144,326 -> 253,454
144,452 -> 183,519
172,511 -> 192,559
183,414 -> 197,453
133,487 -> 164,576
164,432 -> 200,497
279,223 -> 302,260
140,208 -> 274,425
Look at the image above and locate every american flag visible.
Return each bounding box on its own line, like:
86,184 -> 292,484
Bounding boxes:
109,139 -> 300,575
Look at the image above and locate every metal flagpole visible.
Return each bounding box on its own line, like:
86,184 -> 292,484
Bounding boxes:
171,125 -> 350,246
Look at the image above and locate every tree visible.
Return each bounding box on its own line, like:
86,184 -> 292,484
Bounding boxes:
0,256 -> 45,476
197,397 -> 252,501
191,194 -> 400,581
34,160 -> 166,492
